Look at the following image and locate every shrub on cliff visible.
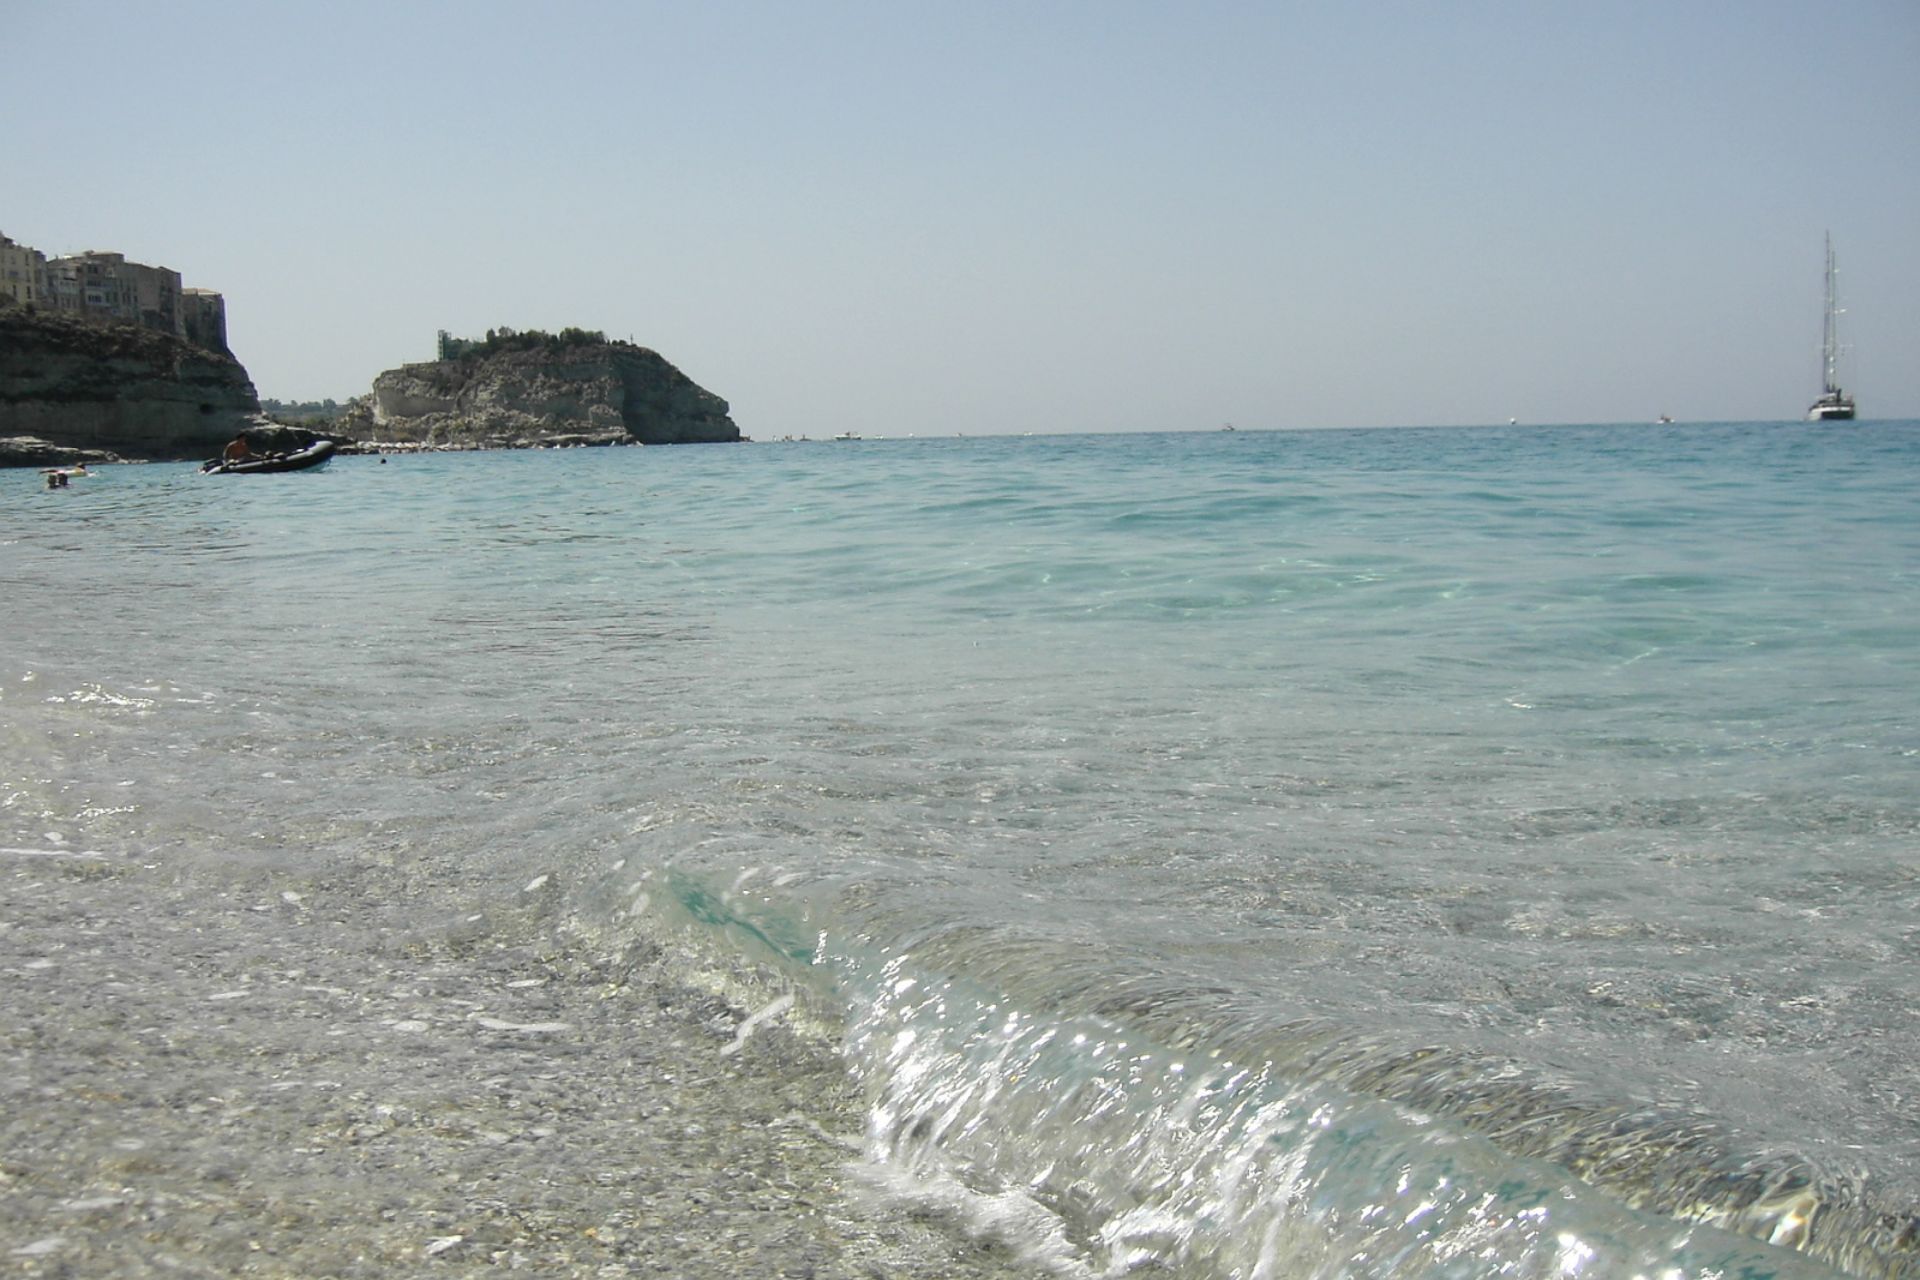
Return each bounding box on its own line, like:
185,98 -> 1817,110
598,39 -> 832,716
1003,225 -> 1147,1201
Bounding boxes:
441,327 -> 611,362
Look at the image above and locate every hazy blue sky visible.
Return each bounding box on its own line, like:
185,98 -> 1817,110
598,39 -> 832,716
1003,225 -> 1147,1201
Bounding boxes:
6,1 -> 1916,436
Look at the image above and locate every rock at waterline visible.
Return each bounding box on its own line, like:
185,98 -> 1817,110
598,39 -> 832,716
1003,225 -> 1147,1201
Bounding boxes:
344,333 -> 740,448
0,306 -> 260,464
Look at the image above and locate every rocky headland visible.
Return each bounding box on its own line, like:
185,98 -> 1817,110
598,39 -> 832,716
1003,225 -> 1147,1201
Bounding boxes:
0,306 -> 260,467
340,329 -> 741,449
2,315 -> 741,467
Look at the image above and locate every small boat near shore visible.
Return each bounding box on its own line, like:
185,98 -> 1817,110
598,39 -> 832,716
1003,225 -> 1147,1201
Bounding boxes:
202,439 -> 337,475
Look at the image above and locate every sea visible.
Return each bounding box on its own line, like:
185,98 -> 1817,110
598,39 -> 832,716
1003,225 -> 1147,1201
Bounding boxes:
5,420 -> 1918,1279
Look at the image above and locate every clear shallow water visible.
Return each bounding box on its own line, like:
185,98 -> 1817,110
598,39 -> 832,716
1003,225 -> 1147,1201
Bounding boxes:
5,422 -> 1918,1278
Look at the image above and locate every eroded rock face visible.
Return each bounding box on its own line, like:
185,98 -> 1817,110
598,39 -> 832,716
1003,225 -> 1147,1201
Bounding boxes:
0,307 -> 260,464
357,342 -> 740,447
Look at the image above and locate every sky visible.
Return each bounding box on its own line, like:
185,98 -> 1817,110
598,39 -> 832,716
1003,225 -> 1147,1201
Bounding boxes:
5,0 -> 1916,437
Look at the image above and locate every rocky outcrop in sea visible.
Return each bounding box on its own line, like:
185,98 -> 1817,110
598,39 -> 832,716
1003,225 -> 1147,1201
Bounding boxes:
344,334 -> 741,448
0,306 -> 260,466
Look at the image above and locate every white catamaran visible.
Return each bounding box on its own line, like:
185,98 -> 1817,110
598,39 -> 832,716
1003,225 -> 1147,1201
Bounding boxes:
1808,232 -> 1856,422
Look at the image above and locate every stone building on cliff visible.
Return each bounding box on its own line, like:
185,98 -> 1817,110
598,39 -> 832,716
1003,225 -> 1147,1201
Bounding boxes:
47,252 -> 146,326
181,287 -> 228,352
0,232 -> 228,354
1,234 -> 49,307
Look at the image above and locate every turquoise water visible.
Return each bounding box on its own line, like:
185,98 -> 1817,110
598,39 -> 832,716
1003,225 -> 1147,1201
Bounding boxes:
6,422 -> 1919,1277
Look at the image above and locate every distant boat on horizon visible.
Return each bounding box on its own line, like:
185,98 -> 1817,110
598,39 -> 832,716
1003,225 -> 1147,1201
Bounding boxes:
1808,233 -> 1857,422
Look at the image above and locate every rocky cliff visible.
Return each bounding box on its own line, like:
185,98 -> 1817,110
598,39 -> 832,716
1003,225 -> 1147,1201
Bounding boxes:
0,305 -> 261,466
347,337 -> 740,448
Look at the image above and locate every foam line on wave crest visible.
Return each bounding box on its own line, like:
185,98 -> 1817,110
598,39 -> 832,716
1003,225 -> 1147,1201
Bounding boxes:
831,942 -> 1867,1279
830,926 -> 1919,1280
588,864 -> 1917,1277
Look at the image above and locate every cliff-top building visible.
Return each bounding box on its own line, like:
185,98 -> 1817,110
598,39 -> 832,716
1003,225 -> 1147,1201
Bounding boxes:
182,287 -> 228,353
1,233 -> 49,308
1,232 -> 227,353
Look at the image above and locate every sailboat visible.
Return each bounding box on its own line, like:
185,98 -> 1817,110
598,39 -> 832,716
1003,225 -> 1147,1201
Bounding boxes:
1808,233 -> 1856,421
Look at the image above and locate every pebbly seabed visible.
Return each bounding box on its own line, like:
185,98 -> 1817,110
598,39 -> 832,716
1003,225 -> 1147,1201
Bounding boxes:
0,847 -> 1044,1279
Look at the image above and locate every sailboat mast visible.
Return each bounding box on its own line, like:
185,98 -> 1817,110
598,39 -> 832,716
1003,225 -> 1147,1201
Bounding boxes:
1822,232 -> 1841,395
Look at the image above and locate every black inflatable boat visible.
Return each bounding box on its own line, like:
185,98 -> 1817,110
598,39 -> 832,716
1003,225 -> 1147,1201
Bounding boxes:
202,439 -> 338,475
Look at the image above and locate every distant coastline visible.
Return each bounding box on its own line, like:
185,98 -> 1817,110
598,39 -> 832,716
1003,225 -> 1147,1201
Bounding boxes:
4,226 -> 744,466
1,305 -> 740,466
